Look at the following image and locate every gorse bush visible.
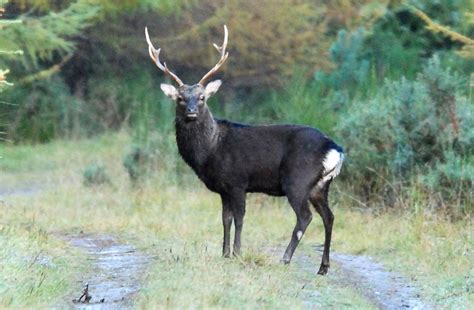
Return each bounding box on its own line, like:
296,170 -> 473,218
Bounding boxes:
338,56 -> 473,213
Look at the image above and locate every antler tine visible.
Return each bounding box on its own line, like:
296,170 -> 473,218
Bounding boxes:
199,25 -> 229,85
145,27 -> 184,87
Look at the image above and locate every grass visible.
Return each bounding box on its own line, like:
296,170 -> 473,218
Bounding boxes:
0,225 -> 85,307
334,207 -> 472,308
0,131 -> 471,308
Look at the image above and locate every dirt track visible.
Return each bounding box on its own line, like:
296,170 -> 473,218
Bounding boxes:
64,234 -> 150,309
331,251 -> 428,309
293,247 -> 431,309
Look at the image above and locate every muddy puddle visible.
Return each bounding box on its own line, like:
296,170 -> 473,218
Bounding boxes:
63,234 -> 150,309
0,185 -> 43,199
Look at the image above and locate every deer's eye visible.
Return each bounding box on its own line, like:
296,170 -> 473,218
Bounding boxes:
177,96 -> 185,104
199,95 -> 205,101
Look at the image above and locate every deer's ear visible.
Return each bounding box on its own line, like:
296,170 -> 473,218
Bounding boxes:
160,83 -> 179,100
205,80 -> 222,97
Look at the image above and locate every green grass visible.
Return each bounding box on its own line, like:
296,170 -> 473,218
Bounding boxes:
0,226 -> 85,307
0,132 -> 471,308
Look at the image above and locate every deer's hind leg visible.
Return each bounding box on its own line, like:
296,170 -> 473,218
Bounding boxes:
281,185 -> 313,264
309,181 -> 334,275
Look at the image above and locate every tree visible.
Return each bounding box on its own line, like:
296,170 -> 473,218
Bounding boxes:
141,0 -> 386,88
0,0 -> 99,73
410,6 -> 474,59
0,3 -> 22,91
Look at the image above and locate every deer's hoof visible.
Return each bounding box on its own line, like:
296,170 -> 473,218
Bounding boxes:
280,257 -> 291,265
317,264 -> 329,275
223,251 -> 231,258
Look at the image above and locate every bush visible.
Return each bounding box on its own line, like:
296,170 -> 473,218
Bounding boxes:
123,144 -> 157,183
338,56 -> 473,213
83,162 -> 111,186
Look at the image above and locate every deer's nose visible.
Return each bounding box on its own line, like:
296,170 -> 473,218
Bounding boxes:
186,106 -> 198,114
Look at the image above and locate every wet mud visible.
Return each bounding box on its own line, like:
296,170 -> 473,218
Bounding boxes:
63,234 -> 149,309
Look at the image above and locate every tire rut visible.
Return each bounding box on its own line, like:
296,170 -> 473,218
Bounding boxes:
293,246 -> 432,309
62,234 -> 150,309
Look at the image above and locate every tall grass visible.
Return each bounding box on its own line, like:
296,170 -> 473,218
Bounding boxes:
0,225 -> 85,307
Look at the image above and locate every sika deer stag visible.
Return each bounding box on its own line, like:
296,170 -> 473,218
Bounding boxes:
145,25 -> 344,275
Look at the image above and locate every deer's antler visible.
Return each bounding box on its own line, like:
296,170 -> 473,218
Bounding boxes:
199,25 -> 229,86
145,27 -> 184,87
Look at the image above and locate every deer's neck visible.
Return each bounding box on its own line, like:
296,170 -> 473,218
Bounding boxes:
175,109 -> 219,172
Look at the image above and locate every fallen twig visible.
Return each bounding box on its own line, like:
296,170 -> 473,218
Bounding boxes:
72,283 -> 92,304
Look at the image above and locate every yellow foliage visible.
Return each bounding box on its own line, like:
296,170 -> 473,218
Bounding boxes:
149,0 -> 385,87
0,68 -> 11,84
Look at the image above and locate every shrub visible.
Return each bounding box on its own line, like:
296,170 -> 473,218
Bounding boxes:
83,162 -> 111,186
123,144 -> 155,183
338,56 -> 473,213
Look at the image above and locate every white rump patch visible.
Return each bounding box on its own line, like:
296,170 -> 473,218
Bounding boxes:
296,231 -> 303,241
316,149 -> 344,188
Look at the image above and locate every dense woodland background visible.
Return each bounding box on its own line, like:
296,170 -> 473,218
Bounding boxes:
1,0 -> 473,215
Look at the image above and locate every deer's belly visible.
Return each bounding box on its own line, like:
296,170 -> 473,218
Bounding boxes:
198,167 -> 285,196
246,171 -> 284,196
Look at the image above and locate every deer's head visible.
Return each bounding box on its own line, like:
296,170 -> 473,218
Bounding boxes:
145,25 -> 228,122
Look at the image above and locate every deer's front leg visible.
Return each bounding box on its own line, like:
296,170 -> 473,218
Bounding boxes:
221,196 -> 233,258
232,193 -> 246,257
221,191 -> 246,257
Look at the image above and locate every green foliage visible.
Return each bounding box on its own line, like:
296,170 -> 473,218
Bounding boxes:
315,27 -> 372,106
409,5 -> 474,59
1,77 -> 84,142
0,2 -> 21,92
83,161 -> 110,186
338,56 -> 473,212
263,74 -> 337,136
1,1 -> 99,68
1,0 -> 387,143
322,28 -> 370,92
363,0 -> 474,81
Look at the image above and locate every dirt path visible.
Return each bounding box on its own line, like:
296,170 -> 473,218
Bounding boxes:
62,234 -> 150,309
293,246 -> 431,309
331,251 -> 429,309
